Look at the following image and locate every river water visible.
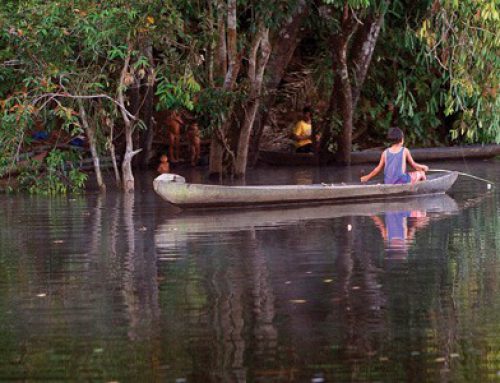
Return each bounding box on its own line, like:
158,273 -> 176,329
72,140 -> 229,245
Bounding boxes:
0,159 -> 499,382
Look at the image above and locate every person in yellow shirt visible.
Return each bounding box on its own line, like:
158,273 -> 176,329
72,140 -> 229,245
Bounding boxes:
292,107 -> 316,153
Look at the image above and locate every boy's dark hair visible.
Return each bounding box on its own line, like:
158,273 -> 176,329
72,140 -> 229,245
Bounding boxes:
387,127 -> 404,144
303,106 -> 313,115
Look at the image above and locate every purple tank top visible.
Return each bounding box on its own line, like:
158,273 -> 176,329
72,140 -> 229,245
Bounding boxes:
384,147 -> 408,184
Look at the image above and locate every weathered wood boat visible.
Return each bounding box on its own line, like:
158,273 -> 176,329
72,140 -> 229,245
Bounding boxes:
153,171 -> 458,209
259,144 -> 500,166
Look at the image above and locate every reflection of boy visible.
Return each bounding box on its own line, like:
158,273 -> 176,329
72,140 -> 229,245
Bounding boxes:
385,211 -> 411,255
371,210 -> 429,259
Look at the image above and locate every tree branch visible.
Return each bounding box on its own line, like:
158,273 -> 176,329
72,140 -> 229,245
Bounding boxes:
32,93 -> 137,121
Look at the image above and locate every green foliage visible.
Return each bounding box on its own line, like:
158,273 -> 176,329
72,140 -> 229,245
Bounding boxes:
417,0 -> 499,143
0,0 -> 498,185
0,0 -> 187,193
156,73 -> 201,112
17,149 -> 88,195
363,25 -> 446,147
194,87 -> 244,134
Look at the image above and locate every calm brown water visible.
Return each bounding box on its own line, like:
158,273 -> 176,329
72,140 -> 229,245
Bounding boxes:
0,160 -> 499,382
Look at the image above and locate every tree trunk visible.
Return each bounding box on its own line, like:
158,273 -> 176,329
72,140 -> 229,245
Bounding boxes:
118,50 -> 141,193
215,0 -> 227,81
234,27 -> 271,176
333,35 -> 353,165
139,43 -> 156,167
249,0 -> 308,164
322,4 -> 385,165
350,12 -> 385,111
207,0 -> 216,86
209,0 -> 241,177
209,136 -> 224,177
78,99 -> 106,192
106,117 -> 121,186
122,128 -> 142,193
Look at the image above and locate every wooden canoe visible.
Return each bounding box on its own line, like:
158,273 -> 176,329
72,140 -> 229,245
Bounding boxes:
153,171 -> 458,209
259,144 -> 500,166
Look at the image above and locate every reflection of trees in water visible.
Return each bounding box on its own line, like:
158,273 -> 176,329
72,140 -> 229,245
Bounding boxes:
432,197 -> 500,381
321,216 -> 387,380
0,193 -> 162,380
122,193 -> 160,341
368,204 -> 499,382
2,189 -> 498,381
158,228 -> 279,382
253,210 -> 495,382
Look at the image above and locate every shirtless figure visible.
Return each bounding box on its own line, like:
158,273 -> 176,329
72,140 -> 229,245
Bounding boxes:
187,122 -> 201,166
157,154 -> 170,174
165,110 -> 183,163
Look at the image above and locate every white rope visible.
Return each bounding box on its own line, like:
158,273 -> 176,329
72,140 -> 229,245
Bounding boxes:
428,169 -> 495,186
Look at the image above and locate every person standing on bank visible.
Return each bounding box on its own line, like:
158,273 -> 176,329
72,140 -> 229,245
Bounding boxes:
292,106 -> 318,153
165,110 -> 183,163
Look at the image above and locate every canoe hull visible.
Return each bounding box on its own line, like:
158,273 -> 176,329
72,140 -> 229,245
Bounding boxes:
153,172 -> 458,209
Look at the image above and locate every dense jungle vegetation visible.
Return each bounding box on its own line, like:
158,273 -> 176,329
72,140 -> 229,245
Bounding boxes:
0,0 -> 498,193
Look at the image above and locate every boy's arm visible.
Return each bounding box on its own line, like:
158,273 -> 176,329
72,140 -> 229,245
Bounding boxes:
360,152 -> 385,182
405,149 -> 429,172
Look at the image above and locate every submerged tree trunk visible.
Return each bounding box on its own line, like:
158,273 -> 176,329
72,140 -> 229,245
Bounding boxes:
209,0 -> 240,177
333,34 -> 354,164
324,3 -> 386,165
234,27 -> 271,176
209,136 -> 225,177
109,138 -> 121,187
78,99 -> 105,192
118,50 -> 141,193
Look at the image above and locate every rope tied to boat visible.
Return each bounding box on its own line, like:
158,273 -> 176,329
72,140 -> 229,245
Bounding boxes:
428,169 -> 495,187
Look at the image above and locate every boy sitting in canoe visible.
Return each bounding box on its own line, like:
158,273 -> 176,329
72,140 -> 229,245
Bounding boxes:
360,127 -> 428,184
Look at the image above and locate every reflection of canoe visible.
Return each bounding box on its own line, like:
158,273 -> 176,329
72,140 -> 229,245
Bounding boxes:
259,145 -> 500,166
153,172 -> 458,209
154,195 -> 458,245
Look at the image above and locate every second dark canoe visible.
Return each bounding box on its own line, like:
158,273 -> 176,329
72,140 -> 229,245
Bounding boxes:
258,144 -> 500,166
